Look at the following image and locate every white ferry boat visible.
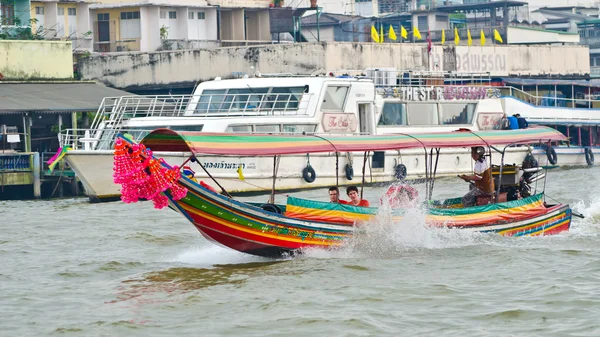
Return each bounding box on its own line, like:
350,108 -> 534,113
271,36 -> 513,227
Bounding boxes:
500,80 -> 600,167
60,70 -> 528,202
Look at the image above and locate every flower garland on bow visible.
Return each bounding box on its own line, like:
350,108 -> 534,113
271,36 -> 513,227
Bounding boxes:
113,138 -> 188,209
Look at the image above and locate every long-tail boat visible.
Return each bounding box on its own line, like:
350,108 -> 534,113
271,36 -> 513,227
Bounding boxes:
113,127 -> 572,257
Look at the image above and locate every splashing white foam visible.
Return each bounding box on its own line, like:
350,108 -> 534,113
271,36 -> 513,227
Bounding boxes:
170,245 -> 271,267
303,198 -> 486,260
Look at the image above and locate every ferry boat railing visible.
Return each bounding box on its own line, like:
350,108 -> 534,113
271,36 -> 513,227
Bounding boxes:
498,86 -> 600,109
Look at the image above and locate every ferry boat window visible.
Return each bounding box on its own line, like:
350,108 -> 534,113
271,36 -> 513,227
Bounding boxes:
222,88 -> 269,111
407,103 -> 439,125
196,89 -> 227,113
170,125 -> 204,132
439,103 -> 476,125
321,86 -> 349,111
255,124 -> 280,133
378,102 -> 407,126
282,124 -> 317,133
226,125 -> 252,133
268,87 -> 304,110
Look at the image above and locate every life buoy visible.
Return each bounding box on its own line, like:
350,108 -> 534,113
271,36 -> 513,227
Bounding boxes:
345,164 -> 354,180
302,165 -> 316,183
543,145 -> 558,165
394,164 -> 407,180
585,147 -> 595,166
381,184 -> 419,208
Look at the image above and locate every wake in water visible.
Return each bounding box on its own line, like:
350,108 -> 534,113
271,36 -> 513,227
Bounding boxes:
169,244 -> 277,268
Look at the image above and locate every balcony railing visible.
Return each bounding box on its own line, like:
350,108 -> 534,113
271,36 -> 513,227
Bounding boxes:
93,38 -> 141,52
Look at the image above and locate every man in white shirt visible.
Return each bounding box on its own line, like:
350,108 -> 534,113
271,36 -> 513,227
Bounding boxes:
459,147 -> 495,207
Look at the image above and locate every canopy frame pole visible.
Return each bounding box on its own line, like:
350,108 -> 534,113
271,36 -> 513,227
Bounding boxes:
428,148 -> 440,201
268,155 -> 280,204
360,151 -> 368,199
193,156 -> 233,198
335,151 -> 339,187
309,133 -> 340,189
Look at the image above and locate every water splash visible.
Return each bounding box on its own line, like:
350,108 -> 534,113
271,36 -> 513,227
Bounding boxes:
303,201 -> 485,260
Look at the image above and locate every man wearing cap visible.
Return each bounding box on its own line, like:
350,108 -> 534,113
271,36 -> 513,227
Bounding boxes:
458,147 -> 495,207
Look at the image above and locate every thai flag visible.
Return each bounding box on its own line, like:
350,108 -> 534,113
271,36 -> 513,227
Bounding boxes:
427,30 -> 432,54
183,166 -> 195,178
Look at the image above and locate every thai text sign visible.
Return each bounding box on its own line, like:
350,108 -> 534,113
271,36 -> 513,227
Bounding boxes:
378,86 -> 501,101
455,46 -> 508,75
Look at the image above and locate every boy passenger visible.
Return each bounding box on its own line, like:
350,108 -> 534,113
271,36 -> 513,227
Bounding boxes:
328,186 -> 348,204
346,186 -> 370,207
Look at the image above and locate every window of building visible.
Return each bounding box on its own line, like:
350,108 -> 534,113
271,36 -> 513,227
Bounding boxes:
169,11 -> 176,19
68,8 -> 76,15
0,2 -> 14,25
198,12 -> 205,20
188,11 -> 194,19
160,11 -> 166,19
378,102 -> 407,126
35,7 -> 44,15
321,85 -> 349,111
435,15 -> 448,22
120,11 -> 140,20
120,11 -> 141,38
58,7 -> 64,15
417,15 -> 428,32
439,103 -> 475,125
407,103 -> 439,125
98,13 -> 109,21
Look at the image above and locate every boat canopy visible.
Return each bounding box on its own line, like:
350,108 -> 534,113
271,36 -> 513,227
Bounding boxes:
138,127 -> 566,156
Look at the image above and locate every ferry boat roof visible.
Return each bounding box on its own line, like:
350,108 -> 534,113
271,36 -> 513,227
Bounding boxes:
197,76 -> 365,90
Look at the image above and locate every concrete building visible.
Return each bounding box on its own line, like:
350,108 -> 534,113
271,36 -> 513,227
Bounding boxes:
29,0 -> 93,52
88,0 -> 272,52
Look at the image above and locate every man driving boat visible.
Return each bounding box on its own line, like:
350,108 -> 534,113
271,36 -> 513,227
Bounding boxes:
459,147 -> 495,207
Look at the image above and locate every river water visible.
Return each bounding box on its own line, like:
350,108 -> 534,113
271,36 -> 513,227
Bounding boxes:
2,167 -> 600,336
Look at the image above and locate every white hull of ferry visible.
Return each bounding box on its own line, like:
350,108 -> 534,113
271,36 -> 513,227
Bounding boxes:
65,147 -> 530,202
532,146 -> 600,167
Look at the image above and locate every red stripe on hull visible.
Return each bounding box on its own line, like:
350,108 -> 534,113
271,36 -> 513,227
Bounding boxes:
187,210 -> 331,252
540,222 -> 571,235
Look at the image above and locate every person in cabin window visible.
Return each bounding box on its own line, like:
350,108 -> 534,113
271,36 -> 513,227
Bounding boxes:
346,186 -> 370,207
507,114 -> 519,130
459,147 -> 495,207
328,186 -> 348,204
514,113 -> 528,129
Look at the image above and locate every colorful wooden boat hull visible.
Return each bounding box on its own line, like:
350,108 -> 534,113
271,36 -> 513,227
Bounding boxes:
166,178 -> 571,257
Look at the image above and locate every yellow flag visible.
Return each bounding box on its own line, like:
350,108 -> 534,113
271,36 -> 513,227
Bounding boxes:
454,26 -> 460,45
380,25 -> 384,43
467,29 -> 472,46
413,26 -> 421,40
389,25 -> 397,41
401,25 -> 408,39
237,165 -> 245,181
494,29 -> 503,43
480,29 -> 486,46
441,29 -> 445,45
371,25 -> 380,43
